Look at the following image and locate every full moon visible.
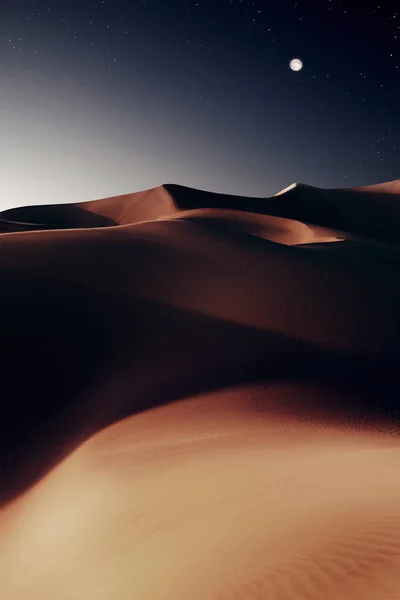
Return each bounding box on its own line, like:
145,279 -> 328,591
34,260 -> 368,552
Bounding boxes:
289,58 -> 303,71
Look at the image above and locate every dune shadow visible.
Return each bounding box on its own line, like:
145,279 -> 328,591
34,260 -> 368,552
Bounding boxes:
0,268 -> 399,506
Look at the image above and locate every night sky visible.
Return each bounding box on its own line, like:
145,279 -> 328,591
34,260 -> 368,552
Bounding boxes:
1,0 -> 399,209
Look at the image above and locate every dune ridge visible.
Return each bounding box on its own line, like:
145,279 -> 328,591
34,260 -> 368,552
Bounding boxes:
2,178 -> 400,244
0,178 -> 399,599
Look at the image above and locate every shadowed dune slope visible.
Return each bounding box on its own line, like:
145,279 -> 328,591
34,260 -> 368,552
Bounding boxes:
0,178 -> 399,599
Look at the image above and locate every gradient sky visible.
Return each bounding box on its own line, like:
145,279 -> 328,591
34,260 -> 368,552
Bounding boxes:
1,0 -> 399,209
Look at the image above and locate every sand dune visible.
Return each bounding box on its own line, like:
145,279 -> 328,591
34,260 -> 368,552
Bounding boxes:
2,179 -> 400,243
0,179 -> 399,599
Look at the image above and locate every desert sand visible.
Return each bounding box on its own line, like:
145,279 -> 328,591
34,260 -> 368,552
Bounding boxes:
0,179 -> 399,599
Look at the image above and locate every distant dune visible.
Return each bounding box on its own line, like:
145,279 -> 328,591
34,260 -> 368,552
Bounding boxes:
0,179 -> 399,599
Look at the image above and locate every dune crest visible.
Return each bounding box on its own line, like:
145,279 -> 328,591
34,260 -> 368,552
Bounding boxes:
2,178 -> 400,244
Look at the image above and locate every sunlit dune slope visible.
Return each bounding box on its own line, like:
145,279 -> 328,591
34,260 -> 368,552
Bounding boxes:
1,385 -> 400,600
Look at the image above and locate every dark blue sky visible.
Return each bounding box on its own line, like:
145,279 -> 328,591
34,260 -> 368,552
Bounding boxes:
1,0 -> 399,208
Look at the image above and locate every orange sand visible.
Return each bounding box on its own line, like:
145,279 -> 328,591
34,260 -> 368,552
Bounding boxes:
0,180 -> 399,599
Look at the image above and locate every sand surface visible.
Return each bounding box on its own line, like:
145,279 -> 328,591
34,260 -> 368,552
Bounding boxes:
0,180 -> 399,599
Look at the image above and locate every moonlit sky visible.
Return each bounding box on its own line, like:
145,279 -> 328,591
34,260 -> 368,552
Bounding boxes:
1,0 -> 399,209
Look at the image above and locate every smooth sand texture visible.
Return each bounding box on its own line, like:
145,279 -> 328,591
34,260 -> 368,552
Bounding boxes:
0,180 -> 399,599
